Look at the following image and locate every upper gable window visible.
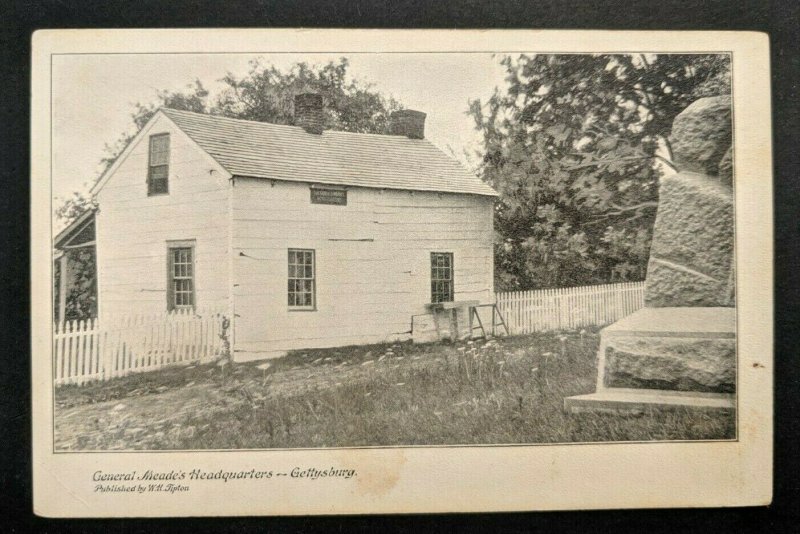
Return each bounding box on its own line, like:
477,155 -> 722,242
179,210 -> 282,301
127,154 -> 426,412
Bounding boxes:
147,134 -> 170,196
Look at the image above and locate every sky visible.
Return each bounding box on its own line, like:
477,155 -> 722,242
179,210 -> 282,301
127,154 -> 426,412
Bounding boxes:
51,53 -> 509,206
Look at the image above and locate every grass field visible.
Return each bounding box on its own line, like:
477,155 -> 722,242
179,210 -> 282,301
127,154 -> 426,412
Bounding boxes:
54,330 -> 735,450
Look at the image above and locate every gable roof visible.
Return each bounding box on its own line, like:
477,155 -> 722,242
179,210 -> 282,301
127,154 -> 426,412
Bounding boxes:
160,108 -> 498,197
54,209 -> 95,250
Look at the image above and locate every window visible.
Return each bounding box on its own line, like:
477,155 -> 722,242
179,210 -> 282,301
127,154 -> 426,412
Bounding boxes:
430,252 -> 454,303
288,249 -> 315,309
167,243 -> 194,310
148,134 -> 170,195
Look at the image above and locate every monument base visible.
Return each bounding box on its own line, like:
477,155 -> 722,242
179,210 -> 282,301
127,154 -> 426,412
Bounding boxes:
565,388 -> 734,414
565,307 -> 736,414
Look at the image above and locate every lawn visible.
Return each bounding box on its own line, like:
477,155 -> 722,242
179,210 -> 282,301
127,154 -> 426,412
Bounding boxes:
54,330 -> 735,450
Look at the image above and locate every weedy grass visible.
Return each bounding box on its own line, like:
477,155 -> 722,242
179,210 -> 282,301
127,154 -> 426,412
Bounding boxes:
54,331 -> 735,450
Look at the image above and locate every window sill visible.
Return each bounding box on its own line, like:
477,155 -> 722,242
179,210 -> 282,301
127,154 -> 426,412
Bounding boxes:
426,300 -> 480,311
288,307 -> 317,312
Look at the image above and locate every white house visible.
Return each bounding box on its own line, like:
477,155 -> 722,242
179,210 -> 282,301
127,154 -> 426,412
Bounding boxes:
88,94 -> 498,361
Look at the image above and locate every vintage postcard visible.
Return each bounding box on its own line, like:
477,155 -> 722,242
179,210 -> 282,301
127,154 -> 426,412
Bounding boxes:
31,29 -> 772,516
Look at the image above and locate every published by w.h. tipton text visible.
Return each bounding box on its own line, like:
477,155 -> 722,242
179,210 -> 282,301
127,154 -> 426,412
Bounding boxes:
93,468 -> 357,493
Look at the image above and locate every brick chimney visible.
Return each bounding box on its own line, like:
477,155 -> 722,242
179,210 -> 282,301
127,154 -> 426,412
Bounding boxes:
294,93 -> 325,134
389,110 -> 426,139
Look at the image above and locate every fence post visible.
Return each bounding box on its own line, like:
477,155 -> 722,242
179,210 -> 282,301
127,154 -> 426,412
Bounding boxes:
67,320 -> 75,384
54,321 -> 62,385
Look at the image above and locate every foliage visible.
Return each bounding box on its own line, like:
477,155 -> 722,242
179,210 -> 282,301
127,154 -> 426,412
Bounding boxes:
53,192 -> 98,322
99,58 -> 401,173
214,57 -> 402,133
470,54 -> 731,290
54,247 -> 97,322
54,191 -> 97,224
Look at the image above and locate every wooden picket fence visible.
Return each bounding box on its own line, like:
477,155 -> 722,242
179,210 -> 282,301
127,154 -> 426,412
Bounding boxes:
53,308 -> 227,386
495,281 -> 645,335
52,283 -> 644,386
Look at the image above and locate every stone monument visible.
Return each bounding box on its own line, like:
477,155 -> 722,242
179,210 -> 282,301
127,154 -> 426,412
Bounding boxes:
565,96 -> 736,413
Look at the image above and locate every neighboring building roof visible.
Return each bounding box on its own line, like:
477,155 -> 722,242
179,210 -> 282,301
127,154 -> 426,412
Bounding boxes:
54,209 -> 96,250
160,108 -> 498,197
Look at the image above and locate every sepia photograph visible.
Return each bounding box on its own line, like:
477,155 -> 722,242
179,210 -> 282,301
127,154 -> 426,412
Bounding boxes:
31,29 -> 772,516
50,49 -> 737,451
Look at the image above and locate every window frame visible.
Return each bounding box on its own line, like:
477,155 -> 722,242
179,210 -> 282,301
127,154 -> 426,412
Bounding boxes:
147,133 -> 170,196
166,240 -> 196,311
288,248 -> 316,311
430,252 -> 454,304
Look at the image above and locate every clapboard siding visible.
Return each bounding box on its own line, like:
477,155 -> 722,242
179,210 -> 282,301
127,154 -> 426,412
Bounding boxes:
92,109 -> 497,361
232,177 -> 494,356
95,114 -> 231,318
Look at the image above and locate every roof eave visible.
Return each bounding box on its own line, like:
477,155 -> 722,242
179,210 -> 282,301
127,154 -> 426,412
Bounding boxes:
231,174 -> 498,198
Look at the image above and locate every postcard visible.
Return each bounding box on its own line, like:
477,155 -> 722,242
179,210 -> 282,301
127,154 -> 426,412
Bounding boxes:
31,28 -> 772,516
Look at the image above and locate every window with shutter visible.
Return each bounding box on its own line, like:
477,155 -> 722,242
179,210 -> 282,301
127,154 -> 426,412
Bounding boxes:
148,134 -> 170,195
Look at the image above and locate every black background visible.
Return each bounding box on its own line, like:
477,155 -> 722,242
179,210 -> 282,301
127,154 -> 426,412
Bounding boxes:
2,1 -> 797,532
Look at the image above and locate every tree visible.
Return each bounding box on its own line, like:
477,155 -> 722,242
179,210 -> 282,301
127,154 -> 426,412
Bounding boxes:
100,57 -> 401,173
215,57 -> 402,133
469,53 -> 731,290
54,58 -> 403,319
54,190 -> 97,226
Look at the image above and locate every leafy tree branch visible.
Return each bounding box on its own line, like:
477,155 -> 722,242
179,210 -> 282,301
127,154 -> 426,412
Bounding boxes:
469,53 -> 730,290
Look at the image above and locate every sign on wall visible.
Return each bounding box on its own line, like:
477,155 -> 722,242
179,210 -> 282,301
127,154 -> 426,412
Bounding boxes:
310,186 -> 347,205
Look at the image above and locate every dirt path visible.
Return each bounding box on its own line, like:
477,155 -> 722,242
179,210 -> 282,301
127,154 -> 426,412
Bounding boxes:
54,342 -> 449,450
56,381 -> 234,450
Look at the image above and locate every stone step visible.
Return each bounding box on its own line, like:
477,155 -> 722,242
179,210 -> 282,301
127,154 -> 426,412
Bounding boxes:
602,336 -> 735,393
603,306 -> 735,339
595,307 -> 736,394
565,388 -> 735,415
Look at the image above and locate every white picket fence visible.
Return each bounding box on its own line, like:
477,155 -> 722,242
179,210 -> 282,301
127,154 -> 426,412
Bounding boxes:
52,283 -> 644,386
53,308 -> 227,386
495,281 -> 645,335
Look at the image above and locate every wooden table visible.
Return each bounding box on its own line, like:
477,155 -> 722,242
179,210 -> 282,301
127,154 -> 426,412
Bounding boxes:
425,300 -> 481,341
